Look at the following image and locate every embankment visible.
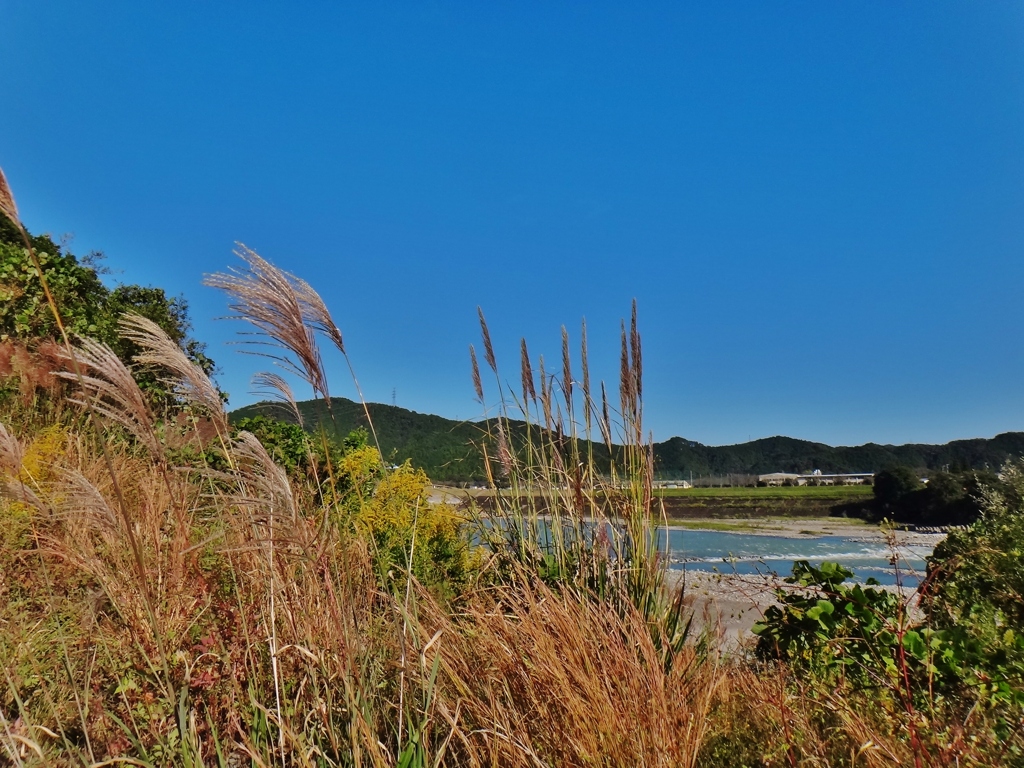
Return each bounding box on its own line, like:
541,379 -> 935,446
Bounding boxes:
656,486 -> 874,520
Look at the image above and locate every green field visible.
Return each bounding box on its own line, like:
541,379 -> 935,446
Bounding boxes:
656,484 -> 873,499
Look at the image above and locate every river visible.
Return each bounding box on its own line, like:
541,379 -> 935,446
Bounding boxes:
659,528 -> 937,586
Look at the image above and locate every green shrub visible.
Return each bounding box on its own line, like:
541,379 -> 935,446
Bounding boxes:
338,445 -> 474,597
925,460 -> 1024,707
753,561 -> 905,681
232,414 -> 324,476
0,219 -> 214,405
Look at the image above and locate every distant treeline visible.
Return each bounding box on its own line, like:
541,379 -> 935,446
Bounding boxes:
228,397 -> 1024,484
655,432 -> 1024,478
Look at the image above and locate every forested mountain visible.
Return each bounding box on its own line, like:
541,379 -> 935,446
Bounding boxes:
655,432 -> 1024,478
229,397 -> 1024,482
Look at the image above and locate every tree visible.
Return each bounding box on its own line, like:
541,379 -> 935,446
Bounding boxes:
0,214 -> 215,400
873,465 -> 922,507
0,240 -> 108,341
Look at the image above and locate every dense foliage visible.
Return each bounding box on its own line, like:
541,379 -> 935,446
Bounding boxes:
924,462 -> 1024,702
752,561 -> 1012,706
750,472 -> 1024,764
231,414 -> 336,477
0,215 -> 214,403
871,466 -> 999,525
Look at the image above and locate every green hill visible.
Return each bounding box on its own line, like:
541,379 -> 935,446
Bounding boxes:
229,397 -> 499,482
228,397 -> 1024,483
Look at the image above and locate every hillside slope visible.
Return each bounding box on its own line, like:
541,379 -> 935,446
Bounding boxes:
229,398 -> 1024,482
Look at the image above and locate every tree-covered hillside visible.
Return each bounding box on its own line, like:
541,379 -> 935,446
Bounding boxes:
230,398 -> 496,482
230,397 -> 1024,483
656,432 -> 1024,477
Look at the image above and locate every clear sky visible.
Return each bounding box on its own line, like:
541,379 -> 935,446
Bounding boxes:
2,2 -> 1023,447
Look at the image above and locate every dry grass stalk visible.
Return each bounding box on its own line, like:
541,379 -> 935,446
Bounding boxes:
600,381 -> 612,448
223,430 -> 300,528
56,336 -> 161,458
580,319 -> 591,433
0,420 -> 46,510
495,421 -> 512,478
0,166 -> 18,224
291,273 -> 345,355
417,575 -> 721,768
519,338 -> 535,404
252,370 -> 303,425
619,320 -> 632,420
0,476 -> 45,511
118,313 -> 227,435
538,355 -> 552,431
206,245 -> 387,458
560,325 -> 573,408
469,344 -> 483,403
204,244 -> 331,401
476,306 -> 497,373
0,421 -> 23,473
630,298 -> 642,401
56,467 -> 121,535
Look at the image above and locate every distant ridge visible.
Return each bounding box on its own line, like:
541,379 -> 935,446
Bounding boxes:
229,397 -> 1024,483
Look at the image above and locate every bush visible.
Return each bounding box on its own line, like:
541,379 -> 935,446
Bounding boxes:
874,465 -> 922,507
0,218 -> 214,405
924,460 -> 1024,707
754,558 -> 1024,708
338,445 -> 474,597
232,414 -> 337,478
753,561 -> 905,682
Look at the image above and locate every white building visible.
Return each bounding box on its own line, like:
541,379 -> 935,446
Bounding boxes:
758,471 -> 873,486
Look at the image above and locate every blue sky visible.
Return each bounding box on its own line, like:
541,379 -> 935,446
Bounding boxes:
2,2 -> 1023,447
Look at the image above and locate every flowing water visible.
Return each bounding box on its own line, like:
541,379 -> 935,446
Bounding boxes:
489,518 -> 939,587
658,528 -> 936,586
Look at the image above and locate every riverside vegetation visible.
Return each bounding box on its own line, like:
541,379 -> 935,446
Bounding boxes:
1,169 -> 1023,766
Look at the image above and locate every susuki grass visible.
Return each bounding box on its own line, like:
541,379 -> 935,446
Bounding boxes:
0,166 -> 1019,766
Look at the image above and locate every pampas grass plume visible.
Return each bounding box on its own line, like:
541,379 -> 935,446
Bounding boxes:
519,338 -> 536,404
119,313 -> 227,434
0,166 -> 19,224
470,344 -> 483,403
477,306 -> 497,373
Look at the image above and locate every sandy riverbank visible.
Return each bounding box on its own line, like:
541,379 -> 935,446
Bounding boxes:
668,570 -> 779,650
666,522 -> 942,649
666,551 -> 934,652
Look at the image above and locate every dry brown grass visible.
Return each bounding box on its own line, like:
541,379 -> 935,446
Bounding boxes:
204,245 -> 333,403
415,575 -> 721,768
0,403 -> 728,766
